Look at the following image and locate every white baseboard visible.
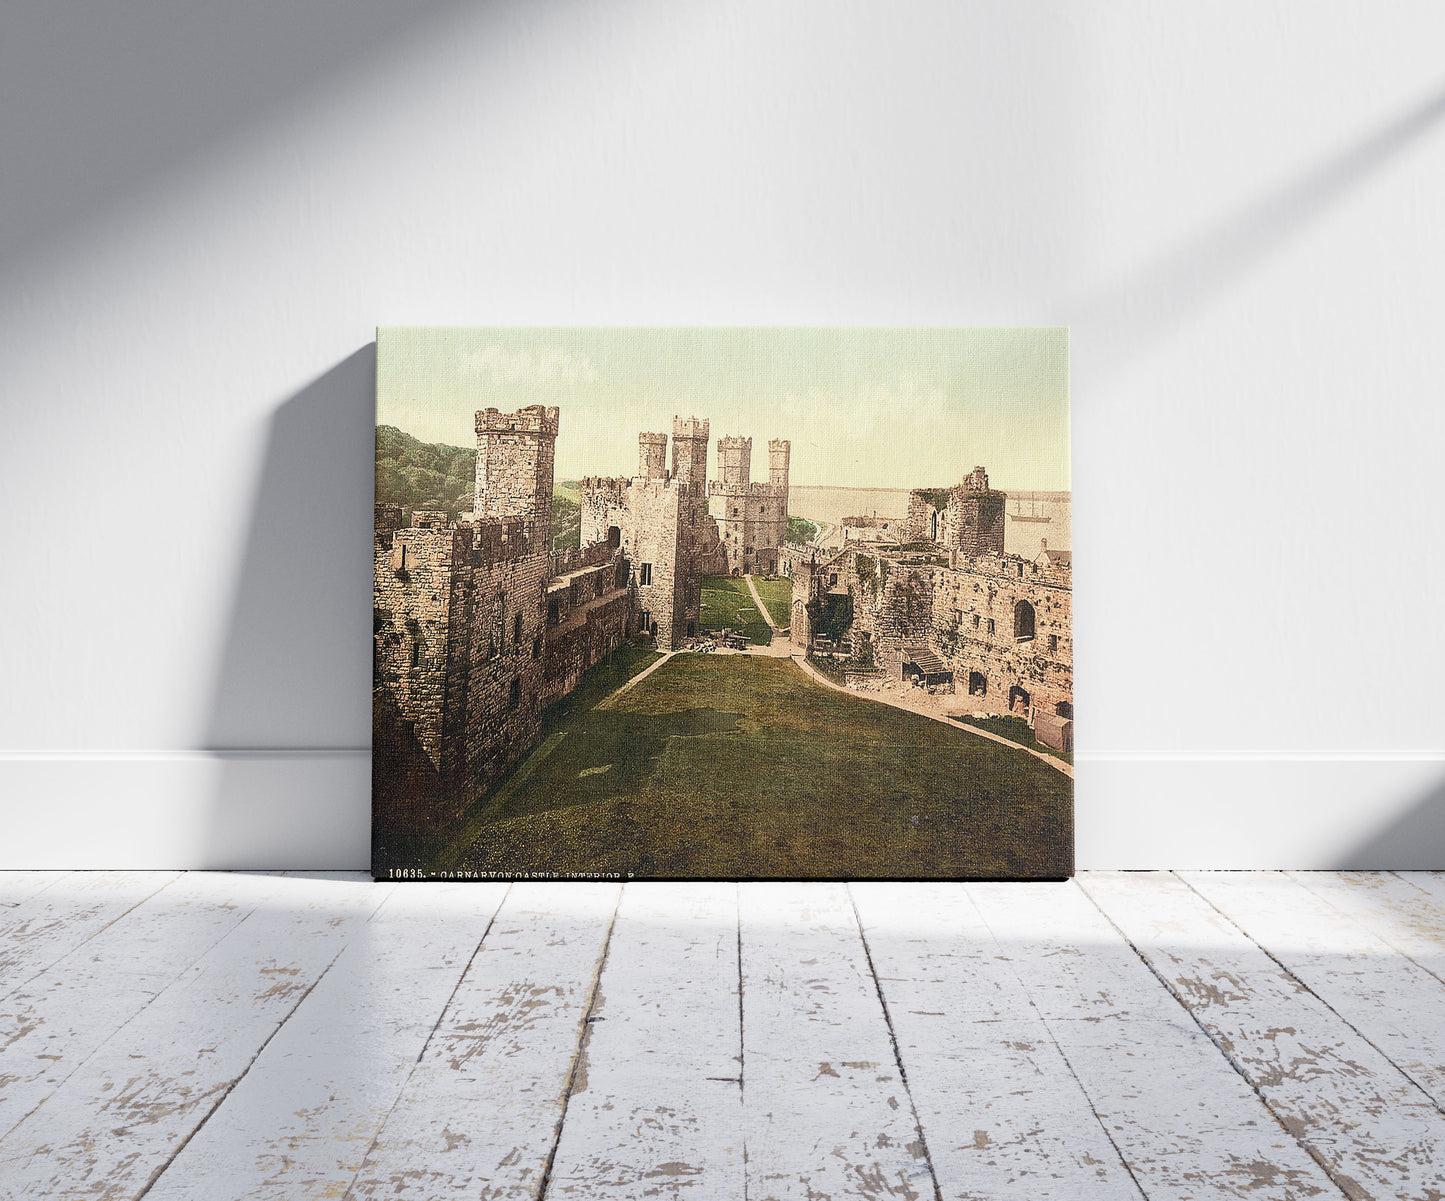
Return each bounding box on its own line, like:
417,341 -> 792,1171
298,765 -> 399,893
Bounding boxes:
0,751 -> 371,871
1075,752 -> 1445,870
1,751 -> 1442,871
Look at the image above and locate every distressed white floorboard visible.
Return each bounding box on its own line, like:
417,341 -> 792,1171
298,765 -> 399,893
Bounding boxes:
971,881 -> 1341,1200
0,872 -> 388,1199
0,871 -> 182,1001
544,882 -> 744,1199
1288,872 -> 1445,983
143,881 -> 510,1201
0,871 -> 68,908
0,871 -> 292,1140
7,872 -> 1445,1201
344,882 -> 621,1200
851,882 -> 1142,1200
1183,871 -> 1445,1112
740,882 -> 937,1201
1085,871 -> 1445,1200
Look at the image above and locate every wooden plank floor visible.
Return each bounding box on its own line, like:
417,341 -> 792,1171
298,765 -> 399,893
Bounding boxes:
2,874 -> 1444,1199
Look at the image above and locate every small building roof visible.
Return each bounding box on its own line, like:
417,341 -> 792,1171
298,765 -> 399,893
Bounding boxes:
902,647 -> 950,675
1037,547 -> 1072,567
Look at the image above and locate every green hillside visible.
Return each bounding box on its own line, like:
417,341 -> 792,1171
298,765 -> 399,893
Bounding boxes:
375,425 -> 580,550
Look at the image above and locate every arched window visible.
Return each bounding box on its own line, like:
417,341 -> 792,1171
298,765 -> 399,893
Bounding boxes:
1013,599 -> 1035,641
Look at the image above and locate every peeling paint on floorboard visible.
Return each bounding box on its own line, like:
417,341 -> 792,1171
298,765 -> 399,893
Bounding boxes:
2,872 -> 1445,1201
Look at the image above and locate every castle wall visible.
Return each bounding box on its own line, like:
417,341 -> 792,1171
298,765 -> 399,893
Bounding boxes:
790,536 -> 1074,720
458,547 -> 550,813
540,553 -> 632,706
474,404 -> 558,554
930,555 -> 1073,717
708,482 -> 788,574
840,549 -> 937,665
374,511 -> 535,832
621,478 -> 688,648
906,483 -> 1005,555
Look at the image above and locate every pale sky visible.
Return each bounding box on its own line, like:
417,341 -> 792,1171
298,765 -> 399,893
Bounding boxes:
377,327 -> 1069,491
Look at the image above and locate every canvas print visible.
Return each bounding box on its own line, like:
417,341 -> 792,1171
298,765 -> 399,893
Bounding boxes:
373,327 -> 1072,880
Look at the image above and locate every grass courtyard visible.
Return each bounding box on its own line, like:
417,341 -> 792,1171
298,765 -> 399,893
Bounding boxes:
699,576 -> 772,644
750,576 -> 794,627
440,651 -> 1072,879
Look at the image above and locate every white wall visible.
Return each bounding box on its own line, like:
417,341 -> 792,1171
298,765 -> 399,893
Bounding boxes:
2,0 -> 1442,869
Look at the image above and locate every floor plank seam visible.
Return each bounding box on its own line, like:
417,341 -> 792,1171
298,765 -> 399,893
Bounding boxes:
535,885 -> 624,1201
1078,876 -> 1357,1200
1288,870 -> 1445,991
0,884 -> 275,1146
971,883 -> 1150,1201
846,884 -> 946,1201
1334,870 -> 1445,992
735,883 -> 749,1201
136,940 -> 353,1200
0,872 -> 183,1007
337,882 -> 512,1201
1177,873 -> 1445,1122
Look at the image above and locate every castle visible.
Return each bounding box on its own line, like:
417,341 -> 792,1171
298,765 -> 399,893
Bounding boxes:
787,466 -> 1074,748
374,407 -> 789,836
705,436 -> 791,575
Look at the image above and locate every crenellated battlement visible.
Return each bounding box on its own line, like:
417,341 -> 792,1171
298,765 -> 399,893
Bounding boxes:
708,480 -> 786,497
672,415 -> 710,441
475,404 -> 560,437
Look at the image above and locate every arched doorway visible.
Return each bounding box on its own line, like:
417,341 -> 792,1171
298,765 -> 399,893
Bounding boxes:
1008,685 -> 1030,713
968,671 -> 987,696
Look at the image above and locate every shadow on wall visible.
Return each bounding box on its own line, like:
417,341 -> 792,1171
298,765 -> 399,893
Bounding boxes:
1336,771 -> 1445,871
0,0 -> 476,278
1074,82 -> 1445,384
202,346 -> 376,869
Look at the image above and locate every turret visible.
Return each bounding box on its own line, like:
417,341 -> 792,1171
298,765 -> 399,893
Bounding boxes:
718,435 -> 752,485
639,432 -> 668,480
473,405 -> 559,556
769,439 -> 791,491
671,416 -> 710,488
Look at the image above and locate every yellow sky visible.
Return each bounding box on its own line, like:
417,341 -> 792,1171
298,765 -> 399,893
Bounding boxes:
377,327 -> 1069,491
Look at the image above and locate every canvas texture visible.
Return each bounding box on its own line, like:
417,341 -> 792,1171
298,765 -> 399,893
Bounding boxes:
372,327 -> 1072,880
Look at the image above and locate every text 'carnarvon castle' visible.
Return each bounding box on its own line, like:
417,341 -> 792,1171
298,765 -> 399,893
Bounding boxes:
374,407 -> 789,833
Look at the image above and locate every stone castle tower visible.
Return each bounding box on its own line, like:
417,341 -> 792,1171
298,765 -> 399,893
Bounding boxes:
905,465 -> 1006,555
769,438 -> 790,491
718,435 -> 751,485
474,405 -> 559,554
671,416 -> 710,490
708,435 -> 791,576
639,431 -> 668,480
577,416 -> 723,650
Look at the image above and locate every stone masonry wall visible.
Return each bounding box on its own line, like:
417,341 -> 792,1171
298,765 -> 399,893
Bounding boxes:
930,556 -> 1073,717
708,481 -> 788,575
474,405 -> 558,554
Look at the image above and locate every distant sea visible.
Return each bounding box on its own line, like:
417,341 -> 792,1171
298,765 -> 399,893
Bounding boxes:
788,485 -> 1071,556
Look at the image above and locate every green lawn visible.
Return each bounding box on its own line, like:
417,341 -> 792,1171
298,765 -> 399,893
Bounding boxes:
953,713 -> 1074,765
750,576 -> 794,627
440,653 -> 1072,879
699,576 -> 772,645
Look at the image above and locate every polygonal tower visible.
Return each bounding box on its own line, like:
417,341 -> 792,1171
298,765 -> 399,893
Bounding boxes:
473,405 -> 559,556
639,432 -> 668,480
717,436 -> 752,485
769,439 -> 791,491
671,416 -> 710,490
